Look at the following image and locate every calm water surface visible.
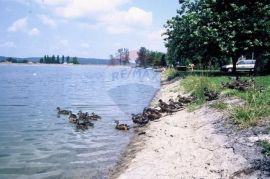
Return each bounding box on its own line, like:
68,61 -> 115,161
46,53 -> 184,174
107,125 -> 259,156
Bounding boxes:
0,64 -> 160,179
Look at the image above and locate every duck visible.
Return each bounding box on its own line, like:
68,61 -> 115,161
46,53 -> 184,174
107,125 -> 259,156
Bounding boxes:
56,107 -> 70,115
143,107 -> 162,120
76,123 -> 88,130
176,95 -> 193,104
203,87 -> 219,101
77,111 -> 89,119
115,120 -> 130,130
168,99 -> 183,109
158,99 -> 179,114
90,112 -> 101,120
131,113 -> 149,125
68,111 -> 77,123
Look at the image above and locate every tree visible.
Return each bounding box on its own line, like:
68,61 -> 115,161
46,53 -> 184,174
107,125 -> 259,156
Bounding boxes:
66,56 -> 70,63
137,47 -> 149,67
56,55 -> 60,64
164,0 -> 270,73
72,57 -> 79,64
123,48 -> 130,64
52,55 -> 56,64
61,55 -> 65,64
40,58 -> 44,63
160,54 -> 167,67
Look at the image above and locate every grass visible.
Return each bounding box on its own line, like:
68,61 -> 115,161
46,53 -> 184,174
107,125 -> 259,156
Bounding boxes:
163,68 -> 179,80
179,72 -> 270,127
181,75 -> 223,105
209,102 -> 228,111
258,140 -> 270,157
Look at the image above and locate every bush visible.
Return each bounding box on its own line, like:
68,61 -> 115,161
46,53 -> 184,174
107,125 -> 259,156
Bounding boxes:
164,68 -> 179,80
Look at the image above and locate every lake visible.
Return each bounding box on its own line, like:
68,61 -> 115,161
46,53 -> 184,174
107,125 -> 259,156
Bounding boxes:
0,64 -> 160,179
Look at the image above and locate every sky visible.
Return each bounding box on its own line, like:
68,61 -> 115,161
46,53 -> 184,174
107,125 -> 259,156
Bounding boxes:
0,0 -> 179,58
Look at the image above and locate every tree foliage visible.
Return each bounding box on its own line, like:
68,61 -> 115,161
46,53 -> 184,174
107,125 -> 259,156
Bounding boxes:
165,0 -> 270,73
136,47 -> 167,67
110,48 -> 130,65
39,55 -> 79,64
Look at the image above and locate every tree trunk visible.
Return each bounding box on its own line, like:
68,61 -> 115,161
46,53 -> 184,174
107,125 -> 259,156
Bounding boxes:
254,53 -> 263,75
232,57 -> 237,74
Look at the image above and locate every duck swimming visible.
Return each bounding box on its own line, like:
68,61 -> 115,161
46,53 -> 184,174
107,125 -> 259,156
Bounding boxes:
56,107 -> 70,115
68,111 -> 77,123
115,120 -> 130,130
90,112 -> 101,120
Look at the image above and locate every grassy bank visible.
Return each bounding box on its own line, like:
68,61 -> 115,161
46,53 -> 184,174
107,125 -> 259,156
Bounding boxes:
165,69 -> 270,127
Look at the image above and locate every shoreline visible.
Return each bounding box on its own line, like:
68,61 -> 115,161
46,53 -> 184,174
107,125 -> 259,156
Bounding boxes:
109,78 -> 269,178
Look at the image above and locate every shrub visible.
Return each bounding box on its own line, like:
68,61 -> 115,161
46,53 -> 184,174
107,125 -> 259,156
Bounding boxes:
164,68 -> 179,80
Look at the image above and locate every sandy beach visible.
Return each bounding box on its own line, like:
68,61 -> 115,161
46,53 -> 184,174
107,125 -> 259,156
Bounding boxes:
111,78 -> 269,179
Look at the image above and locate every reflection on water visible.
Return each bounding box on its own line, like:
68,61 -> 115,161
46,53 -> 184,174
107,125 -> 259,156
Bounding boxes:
0,64 -> 160,178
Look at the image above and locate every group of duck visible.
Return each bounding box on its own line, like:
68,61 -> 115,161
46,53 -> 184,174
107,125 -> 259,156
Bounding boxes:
56,107 -> 101,129
56,87 -> 222,131
221,76 -> 263,92
127,95 -> 196,129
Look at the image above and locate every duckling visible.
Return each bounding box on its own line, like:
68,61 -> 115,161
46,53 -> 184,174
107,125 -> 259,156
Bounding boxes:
90,112 -> 101,119
115,120 -> 130,130
77,111 -> 88,119
143,108 -> 162,120
168,99 -> 183,109
68,111 -> 77,123
158,99 -> 178,113
56,107 -> 70,115
203,87 -> 219,101
176,95 -> 193,104
76,123 -> 88,130
131,113 -> 149,125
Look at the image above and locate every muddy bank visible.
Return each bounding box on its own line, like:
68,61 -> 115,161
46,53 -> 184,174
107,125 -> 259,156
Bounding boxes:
109,79 -> 270,179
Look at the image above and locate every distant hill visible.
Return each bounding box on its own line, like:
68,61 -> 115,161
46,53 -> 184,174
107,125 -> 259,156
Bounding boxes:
0,56 -> 110,65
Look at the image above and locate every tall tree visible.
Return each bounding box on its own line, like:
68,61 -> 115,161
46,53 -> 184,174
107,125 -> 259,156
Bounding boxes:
137,47 -> 149,67
56,55 -> 60,64
61,55 -> 65,64
66,56 -> 70,63
123,48 -> 130,64
72,57 -> 79,64
39,58 -> 43,63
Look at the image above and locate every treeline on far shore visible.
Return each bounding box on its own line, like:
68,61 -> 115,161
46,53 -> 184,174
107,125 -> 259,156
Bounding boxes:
40,55 -> 79,64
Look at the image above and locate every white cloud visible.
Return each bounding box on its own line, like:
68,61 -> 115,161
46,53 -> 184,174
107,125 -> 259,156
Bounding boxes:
28,27 -> 40,36
38,14 -> 56,27
0,41 -> 16,48
31,0 -> 152,34
7,17 -> 28,32
145,29 -> 166,52
101,7 -> 152,34
80,42 -> 90,48
52,0 -> 130,18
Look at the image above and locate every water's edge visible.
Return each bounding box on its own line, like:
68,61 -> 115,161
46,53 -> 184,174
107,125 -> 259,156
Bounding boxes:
108,81 -> 162,179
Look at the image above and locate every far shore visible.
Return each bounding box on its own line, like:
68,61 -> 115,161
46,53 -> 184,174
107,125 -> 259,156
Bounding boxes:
109,76 -> 269,179
0,62 -> 134,68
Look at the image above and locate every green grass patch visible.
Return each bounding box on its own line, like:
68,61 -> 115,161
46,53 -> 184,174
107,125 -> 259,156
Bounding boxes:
209,102 -> 228,111
180,73 -> 270,127
258,140 -> 270,157
181,75 -> 221,103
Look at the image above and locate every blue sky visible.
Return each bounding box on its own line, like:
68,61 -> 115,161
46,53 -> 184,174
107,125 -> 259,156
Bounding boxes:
0,0 -> 179,58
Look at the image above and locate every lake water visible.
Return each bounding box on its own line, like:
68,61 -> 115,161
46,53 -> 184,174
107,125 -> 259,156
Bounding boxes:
0,64 -> 160,179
